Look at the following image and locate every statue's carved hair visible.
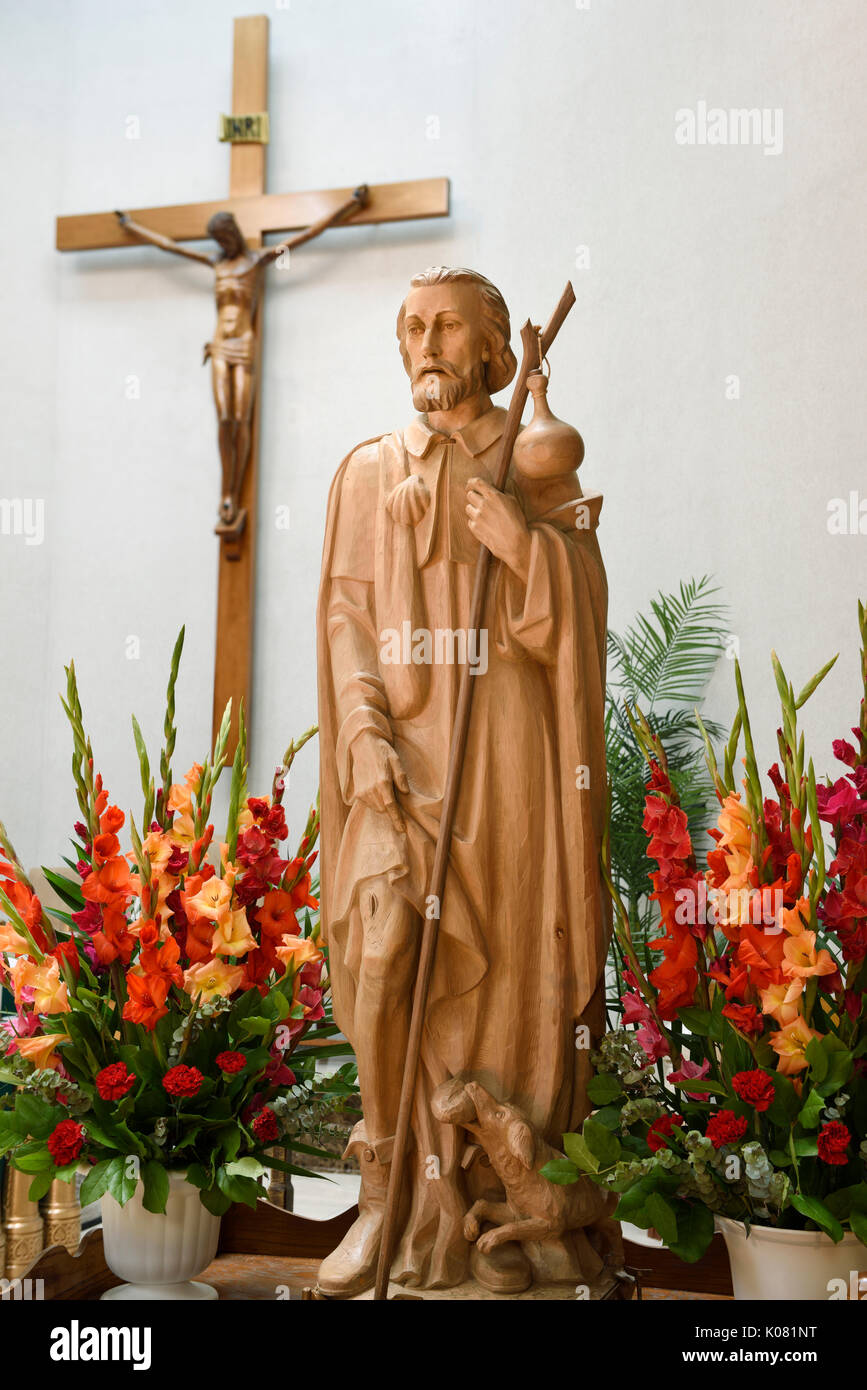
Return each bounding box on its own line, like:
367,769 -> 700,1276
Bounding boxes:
206,211 -> 248,259
396,267 -> 517,395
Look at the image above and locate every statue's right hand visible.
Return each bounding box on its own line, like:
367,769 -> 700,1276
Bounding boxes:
351,738 -> 409,833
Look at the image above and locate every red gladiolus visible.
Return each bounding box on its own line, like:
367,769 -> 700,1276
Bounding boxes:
705,1110 -> 748,1150
162,1065 -> 203,1098
252,1108 -> 280,1143
95,1062 -> 136,1101
215,1051 -> 247,1074
817,1120 -> 851,1166
731,1069 -> 775,1112
721,1002 -> 765,1037
47,1119 -> 85,1166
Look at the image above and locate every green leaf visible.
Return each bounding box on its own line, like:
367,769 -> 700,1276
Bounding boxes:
613,1175 -> 664,1224
79,1158 -> 115,1207
677,1007 -> 712,1036
141,1160 -> 169,1215
198,1184 -> 232,1217
587,1073 -> 623,1106
28,1170 -> 55,1202
646,1192 -> 678,1246
225,1157 -> 268,1181
768,1149 -> 793,1167
12,1148 -> 54,1174
105,1154 -> 139,1208
185,1163 -> 211,1192
40,866 -> 85,911
216,1168 -> 262,1209
798,1089 -> 825,1131
583,1118 -> 621,1169
850,1209 -> 867,1248
540,1158 -> 581,1186
790,1194 -> 844,1243
805,1038 -> 828,1084
668,1077 -> 729,1098
562,1131 -> 598,1173
82,1119 -> 122,1151
15,1093 -> 64,1140
668,1201 -> 716,1263
793,1136 -> 818,1157
238,1016 -> 272,1037
825,1182 -> 867,1219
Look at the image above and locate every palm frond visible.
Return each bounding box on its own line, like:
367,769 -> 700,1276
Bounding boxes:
607,576 -> 727,710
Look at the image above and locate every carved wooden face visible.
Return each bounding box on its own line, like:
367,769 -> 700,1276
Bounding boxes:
402,282 -> 491,410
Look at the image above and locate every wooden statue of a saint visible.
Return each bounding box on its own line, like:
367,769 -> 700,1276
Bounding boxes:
316,267 -> 611,1296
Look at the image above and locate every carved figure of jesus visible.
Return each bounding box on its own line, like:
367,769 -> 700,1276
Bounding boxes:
115,187 -> 368,535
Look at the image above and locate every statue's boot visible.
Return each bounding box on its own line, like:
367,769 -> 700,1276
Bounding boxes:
317,1122 -> 403,1298
471,1238 -> 532,1294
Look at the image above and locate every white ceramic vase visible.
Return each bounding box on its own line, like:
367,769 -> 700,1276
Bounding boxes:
100,1169 -> 221,1301
716,1215 -> 866,1301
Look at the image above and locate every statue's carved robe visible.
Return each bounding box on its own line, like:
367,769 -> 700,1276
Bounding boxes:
317,405 -> 609,1287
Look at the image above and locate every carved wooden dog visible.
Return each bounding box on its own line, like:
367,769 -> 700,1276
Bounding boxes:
432,1077 -> 621,1285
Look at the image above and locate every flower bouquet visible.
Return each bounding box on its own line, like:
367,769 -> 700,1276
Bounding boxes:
0,630 -> 351,1242
546,604 -> 867,1296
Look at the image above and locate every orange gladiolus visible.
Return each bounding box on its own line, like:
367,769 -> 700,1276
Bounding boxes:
10,956 -> 68,1014
778,898 -> 811,936
183,957 -> 245,1003
735,924 -> 786,992
0,920 -> 30,955
167,782 -> 193,815
100,805 -> 125,834
275,934 -> 323,973
140,932 -> 184,988
769,1015 -> 820,1075
81,856 -> 134,903
16,1032 -> 71,1071
184,876 -> 232,924
760,978 -> 804,1025
709,792 -> 755,892
782,930 -> 838,980
258,890 -> 298,940
212,908 -> 257,958
122,971 -> 170,1029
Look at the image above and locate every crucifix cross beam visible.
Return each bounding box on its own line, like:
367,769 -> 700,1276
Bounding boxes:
55,14 -> 450,753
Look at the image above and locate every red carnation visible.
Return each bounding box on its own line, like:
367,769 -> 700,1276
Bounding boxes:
731,1069 -> 775,1113
162,1064 -> 203,1098
252,1107 -> 280,1143
706,1109 -> 748,1150
95,1062 -> 136,1101
215,1051 -> 247,1074
647,1112 -> 684,1153
47,1119 -> 85,1167
817,1120 -> 851,1166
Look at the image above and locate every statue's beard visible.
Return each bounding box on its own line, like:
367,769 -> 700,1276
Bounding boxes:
411,361 -> 485,414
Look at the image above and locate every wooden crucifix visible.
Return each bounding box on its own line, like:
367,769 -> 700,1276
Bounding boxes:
56,14 -> 450,751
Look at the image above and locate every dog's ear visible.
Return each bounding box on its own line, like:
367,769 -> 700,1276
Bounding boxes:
507,1119 -> 535,1169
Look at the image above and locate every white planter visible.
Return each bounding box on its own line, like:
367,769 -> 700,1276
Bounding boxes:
100,1170 -> 221,1301
716,1215 -> 866,1301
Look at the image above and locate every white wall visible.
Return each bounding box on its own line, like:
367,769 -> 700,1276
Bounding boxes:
1,0 -> 864,869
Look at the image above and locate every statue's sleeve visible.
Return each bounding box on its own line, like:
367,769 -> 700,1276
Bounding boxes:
325,446 -> 394,803
492,507 -> 607,667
